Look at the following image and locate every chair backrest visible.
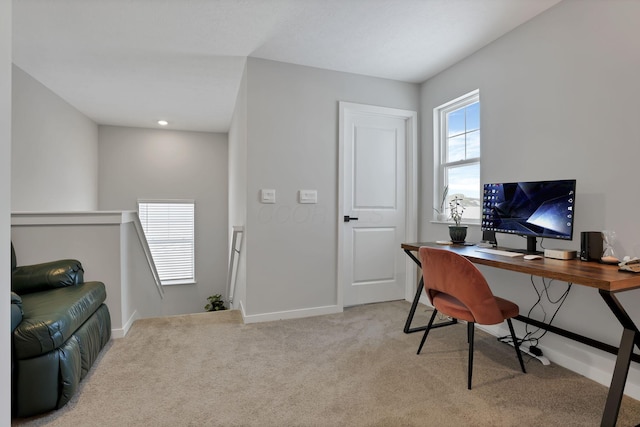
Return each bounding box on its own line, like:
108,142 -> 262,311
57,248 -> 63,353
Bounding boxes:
419,246 -> 504,325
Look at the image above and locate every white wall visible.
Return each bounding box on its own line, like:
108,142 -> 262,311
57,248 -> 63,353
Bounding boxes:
98,125 -> 228,315
420,0 -> 640,397
1,0 -> 11,423
228,63 -> 248,308
242,58 -> 419,319
11,66 -> 98,211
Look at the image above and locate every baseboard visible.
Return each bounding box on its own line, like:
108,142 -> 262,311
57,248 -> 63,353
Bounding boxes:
111,309 -> 140,338
241,304 -> 343,324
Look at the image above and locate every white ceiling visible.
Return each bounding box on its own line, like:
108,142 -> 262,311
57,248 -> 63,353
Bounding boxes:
12,0 -> 561,133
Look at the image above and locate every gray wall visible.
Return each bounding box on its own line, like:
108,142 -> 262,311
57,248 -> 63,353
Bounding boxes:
242,58 -> 420,318
1,0 -> 11,422
421,0 -> 640,395
98,125 -> 229,315
11,66 -> 98,211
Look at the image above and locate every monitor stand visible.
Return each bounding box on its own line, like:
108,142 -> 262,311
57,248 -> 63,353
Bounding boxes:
499,236 -> 543,255
482,232 -> 543,254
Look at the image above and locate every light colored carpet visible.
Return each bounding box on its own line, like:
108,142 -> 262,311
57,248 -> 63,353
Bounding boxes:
12,301 -> 640,426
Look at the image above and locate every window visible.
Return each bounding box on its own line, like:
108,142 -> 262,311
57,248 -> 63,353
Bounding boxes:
138,200 -> 195,285
434,90 -> 481,222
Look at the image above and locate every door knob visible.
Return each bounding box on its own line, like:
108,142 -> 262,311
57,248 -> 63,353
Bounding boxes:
344,215 -> 359,223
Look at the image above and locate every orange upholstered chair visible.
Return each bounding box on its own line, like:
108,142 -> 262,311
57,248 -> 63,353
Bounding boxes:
417,246 -> 526,389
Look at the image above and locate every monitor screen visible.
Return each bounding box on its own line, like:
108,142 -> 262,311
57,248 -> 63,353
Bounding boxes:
482,179 -> 576,241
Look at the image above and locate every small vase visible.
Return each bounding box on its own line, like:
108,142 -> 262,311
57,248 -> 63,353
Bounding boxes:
449,225 -> 468,243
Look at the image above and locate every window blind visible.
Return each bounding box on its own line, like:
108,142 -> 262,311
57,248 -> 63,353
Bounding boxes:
138,200 -> 195,285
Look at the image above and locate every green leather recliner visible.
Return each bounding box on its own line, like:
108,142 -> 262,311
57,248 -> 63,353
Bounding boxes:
11,243 -> 111,418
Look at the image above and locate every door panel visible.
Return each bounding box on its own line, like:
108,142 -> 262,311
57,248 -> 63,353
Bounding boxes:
353,227 -> 396,283
354,127 -> 397,209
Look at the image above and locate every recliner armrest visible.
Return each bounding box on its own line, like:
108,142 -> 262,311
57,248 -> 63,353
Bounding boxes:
11,291 -> 22,305
11,259 -> 84,294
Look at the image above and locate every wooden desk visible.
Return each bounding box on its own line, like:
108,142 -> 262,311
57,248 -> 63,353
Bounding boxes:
402,242 -> 640,427
402,242 -> 640,292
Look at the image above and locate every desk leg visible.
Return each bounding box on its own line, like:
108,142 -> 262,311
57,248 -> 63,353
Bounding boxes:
599,290 -> 640,427
403,250 -> 457,334
602,328 -> 635,427
403,276 -> 457,334
404,276 -> 425,333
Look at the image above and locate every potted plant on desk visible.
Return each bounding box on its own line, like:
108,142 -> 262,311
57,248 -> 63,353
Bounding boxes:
448,195 -> 467,243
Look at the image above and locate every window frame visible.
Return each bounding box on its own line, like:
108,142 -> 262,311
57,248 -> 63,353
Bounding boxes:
433,89 -> 481,224
137,199 -> 196,286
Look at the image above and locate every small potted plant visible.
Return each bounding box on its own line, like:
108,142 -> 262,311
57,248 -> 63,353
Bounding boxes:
205,294 -> 227,312
448,195 -> 467,243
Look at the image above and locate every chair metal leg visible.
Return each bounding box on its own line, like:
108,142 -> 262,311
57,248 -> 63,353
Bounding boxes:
468,322 -> 475,390
417,309 -> 439,355
507,318 -> 526,374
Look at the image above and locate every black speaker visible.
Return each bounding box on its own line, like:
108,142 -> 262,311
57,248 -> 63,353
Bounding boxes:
580,231 -> 603,261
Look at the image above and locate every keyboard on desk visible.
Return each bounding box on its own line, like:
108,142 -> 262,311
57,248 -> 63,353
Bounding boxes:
475,248 -> 524,257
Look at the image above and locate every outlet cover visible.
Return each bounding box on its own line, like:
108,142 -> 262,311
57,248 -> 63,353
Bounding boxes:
260,189 -> 276,204
299,190 -> 317,204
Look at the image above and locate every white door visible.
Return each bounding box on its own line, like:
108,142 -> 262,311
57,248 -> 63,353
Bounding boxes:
339,102 -> 417,307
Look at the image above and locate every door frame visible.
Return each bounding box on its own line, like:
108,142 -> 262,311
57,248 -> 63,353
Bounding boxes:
337,101 -> 418,309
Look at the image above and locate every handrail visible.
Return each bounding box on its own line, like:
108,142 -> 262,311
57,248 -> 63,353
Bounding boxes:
226,226 -> 244,307
131,212 -> 164,299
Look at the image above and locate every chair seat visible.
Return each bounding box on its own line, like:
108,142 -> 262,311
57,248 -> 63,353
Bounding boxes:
13,281 -> 107,359
433,293 -> 519,324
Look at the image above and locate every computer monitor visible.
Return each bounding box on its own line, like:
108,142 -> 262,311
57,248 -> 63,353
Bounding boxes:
481,179 -> 576,253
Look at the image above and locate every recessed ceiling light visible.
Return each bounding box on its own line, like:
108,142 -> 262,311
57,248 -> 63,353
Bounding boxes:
157,120 -> 168,126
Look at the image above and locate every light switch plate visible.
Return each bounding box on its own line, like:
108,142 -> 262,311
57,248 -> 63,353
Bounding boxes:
260,189 -> 276,204
299,189 -> 317,204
